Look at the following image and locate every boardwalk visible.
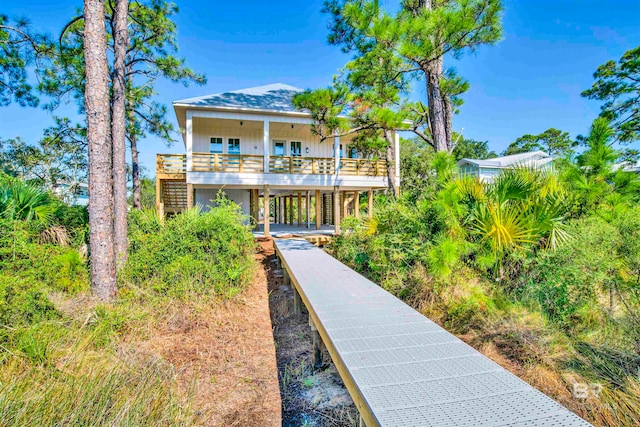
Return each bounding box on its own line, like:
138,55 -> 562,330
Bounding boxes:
274,239 -> 592,427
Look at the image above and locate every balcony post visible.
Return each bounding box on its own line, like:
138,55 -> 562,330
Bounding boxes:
263,120 -> 270,173
368,189 -> 374,218
186,110 -> 193,173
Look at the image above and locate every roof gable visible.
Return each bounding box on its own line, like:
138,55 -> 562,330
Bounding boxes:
173,83 -> 306,113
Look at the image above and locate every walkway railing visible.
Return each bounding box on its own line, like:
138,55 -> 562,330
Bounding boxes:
156,153 -> 387,177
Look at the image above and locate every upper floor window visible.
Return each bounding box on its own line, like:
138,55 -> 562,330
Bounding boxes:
332,144 -> 343,158
290,141 -> 302,157
210,137 -> 223,154
228,138 -> 240,154
273,140 -> 285,156
348,147 -> 357,158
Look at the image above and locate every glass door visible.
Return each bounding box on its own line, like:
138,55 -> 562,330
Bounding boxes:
290,141 -> 302,157
273,140 -> 285,156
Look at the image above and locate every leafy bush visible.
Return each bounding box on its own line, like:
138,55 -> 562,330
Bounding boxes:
124,198 -> 256,298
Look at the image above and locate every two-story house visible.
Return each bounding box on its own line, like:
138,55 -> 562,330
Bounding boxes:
156,83 -> 400,236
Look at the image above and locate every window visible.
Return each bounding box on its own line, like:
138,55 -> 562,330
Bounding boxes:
273,140 -> 285,156
348,147 -> 357,158
228,138 -> 240,154
332,144 -> 343,158
210,137 -> 223,153
290,141 -> 302,157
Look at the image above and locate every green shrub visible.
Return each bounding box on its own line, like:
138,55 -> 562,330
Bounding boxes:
0,276 -> 58,332
521,216 -> 621,323
124,198 -> 256,298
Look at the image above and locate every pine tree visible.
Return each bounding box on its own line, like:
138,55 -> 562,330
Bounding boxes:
84,0 -> 117,300
323,0 -> 502,152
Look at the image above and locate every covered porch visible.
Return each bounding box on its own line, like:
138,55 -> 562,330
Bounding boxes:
253,187 -> 377,237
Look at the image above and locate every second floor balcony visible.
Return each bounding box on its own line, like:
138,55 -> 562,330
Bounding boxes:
157,153 -> 387,177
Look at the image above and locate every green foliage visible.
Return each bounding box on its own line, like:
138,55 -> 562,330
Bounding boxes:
503,128 -> 576,158
0,14 -> 50,107
582,45 -> 640,144
452,137 -> 496,160
0,181 -> 259,426
0,118 -> 87,192
522,216 -> 620,322
323,0 -> 503,150
399,137 -> 437,200
0,276 -> 58,331
123,198 -> 256,298
0,175 -> 54,226
41,0 -> 206,147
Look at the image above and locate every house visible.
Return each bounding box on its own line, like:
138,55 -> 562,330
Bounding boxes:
156,83 -> 400,235
457,150 -> 553,182
613,160 -> 640,174
53,182 -> 89,206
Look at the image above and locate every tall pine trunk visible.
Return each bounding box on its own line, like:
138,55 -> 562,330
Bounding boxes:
84,0 -> 117,300
421,0 -> 450,153
383,129 -> 399,197
111,0 -> 129,267
424,58 -> 449,152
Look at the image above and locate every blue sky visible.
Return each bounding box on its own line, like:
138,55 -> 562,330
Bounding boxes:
1,0 -> 639,176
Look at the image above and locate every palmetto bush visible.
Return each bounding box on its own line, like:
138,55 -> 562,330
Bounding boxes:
0,175 -> 54,225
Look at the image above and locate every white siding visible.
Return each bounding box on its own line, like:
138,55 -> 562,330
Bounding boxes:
192,117 -> 354,158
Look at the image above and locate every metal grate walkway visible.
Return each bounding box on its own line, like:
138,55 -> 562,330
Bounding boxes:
274,239 -> 593,427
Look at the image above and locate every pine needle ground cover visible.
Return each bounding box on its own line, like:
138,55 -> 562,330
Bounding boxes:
0,195 -> 265,426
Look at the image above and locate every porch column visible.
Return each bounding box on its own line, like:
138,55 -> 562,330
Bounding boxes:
252,189 -> 260,230
333,187 -> 341,235
186,111 -> 193,172
306,191 -> 311,228
274,197 -> 278,224
315,190 -> 321,230
334,135 -> 341,174
156,178 -> 164,217
186,184 -> 194,209
280,197 -> 284,224
342,191 -> 348,219
289,195 -> 294,225
368,189 -> 374,218
354,191 -> 360,218
297,192 -> 302,227
263,185 -> 270,236
263,120 -> 270,172
283,196 -> 288,225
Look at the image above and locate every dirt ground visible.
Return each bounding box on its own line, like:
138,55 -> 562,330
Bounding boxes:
138,244 -> 283,426
258,239 -> 359,427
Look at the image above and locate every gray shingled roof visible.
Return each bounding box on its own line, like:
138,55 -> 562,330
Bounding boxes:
173,83 -> 306,113
457,150 -> 552,168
